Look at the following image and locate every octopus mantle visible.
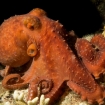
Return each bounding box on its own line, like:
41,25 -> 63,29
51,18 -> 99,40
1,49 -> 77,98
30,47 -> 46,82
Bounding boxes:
0,8 -> 105,105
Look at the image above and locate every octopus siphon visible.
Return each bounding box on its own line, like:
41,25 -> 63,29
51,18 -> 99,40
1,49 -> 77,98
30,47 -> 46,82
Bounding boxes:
0,8 -> 105,105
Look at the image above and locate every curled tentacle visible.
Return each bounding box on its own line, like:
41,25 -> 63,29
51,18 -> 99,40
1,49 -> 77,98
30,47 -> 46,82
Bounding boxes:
38,79 -> 53,94
2,74 -> 28,90
28,78 -> 53,101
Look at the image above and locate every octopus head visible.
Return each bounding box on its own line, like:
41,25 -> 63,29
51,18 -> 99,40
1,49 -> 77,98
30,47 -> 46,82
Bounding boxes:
0,8 -> 44,67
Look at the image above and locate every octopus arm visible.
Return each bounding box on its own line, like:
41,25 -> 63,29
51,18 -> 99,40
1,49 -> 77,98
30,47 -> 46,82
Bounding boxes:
67,80 -> 105,104
2,74 -> 28,90
75,35 -> 105,78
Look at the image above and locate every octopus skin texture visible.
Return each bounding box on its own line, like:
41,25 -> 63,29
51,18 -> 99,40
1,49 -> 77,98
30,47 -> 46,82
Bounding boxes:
75,34 -> 105,79
0,8 -> 105,105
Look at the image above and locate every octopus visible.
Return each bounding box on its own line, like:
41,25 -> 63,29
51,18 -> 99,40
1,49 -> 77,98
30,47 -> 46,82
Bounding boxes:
0,8 -> 105,105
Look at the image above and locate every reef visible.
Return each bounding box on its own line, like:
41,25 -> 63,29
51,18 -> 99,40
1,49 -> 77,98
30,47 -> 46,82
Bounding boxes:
0,8 -> 105,105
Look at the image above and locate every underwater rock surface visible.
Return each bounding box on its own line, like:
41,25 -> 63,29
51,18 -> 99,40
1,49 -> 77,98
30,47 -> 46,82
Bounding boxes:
0,80 -> 89,105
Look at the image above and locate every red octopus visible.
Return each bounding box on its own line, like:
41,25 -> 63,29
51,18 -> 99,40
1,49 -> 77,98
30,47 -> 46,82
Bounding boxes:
0,8 -> 105,105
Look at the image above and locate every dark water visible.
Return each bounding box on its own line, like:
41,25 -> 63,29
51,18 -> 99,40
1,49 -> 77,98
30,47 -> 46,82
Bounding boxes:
0,0 -> 103,37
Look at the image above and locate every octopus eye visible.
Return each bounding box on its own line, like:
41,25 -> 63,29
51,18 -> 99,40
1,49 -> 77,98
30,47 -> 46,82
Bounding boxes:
27,43 -> 38,57
23,16 -> 41,30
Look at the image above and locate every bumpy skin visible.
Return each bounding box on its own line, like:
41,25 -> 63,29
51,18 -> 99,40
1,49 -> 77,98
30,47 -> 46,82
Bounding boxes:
0,8 -> 105,105
75,34 -> 105,79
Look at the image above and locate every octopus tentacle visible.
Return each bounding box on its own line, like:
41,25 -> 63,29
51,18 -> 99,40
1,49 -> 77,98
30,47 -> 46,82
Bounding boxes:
91,34 -> 105,50
38,79 -> 53,94
0,65 -> 11,77
28,78 -> 53,101
75,38 -> 96,61
44,80 -> 66,105
4,65 -> 11,76
67,80 -> 105,105
75,36 -> 105,79
2,74 -> 28,90
28,77 -> 39,100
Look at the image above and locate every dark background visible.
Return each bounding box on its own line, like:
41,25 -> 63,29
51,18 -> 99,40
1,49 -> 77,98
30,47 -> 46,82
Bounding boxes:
0,0 -> 103,37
